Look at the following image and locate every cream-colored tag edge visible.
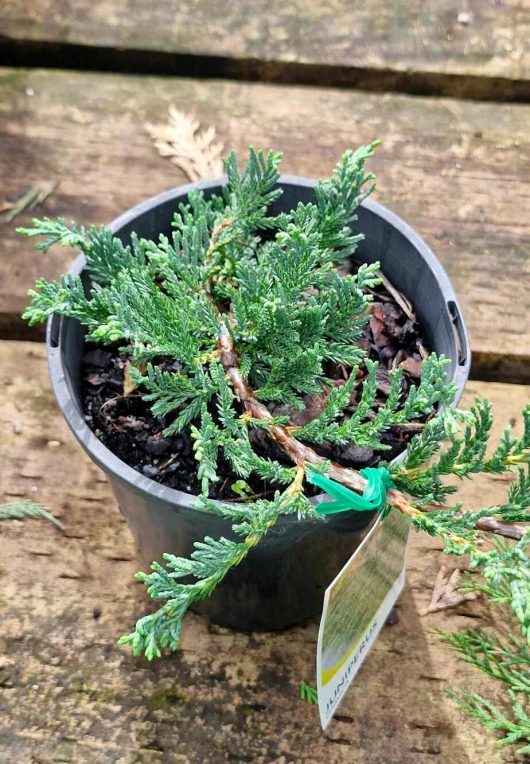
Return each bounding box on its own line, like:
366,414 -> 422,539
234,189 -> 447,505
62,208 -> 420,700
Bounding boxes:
316,512 -> 410,729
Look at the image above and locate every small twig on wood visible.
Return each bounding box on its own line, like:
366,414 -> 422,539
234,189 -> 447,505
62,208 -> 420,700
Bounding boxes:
0,180 -> 57,224
145,107 -> 224,182
419,566 -> 479,616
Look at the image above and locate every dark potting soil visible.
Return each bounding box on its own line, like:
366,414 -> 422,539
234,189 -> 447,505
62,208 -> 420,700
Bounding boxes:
81,262 -> 431,501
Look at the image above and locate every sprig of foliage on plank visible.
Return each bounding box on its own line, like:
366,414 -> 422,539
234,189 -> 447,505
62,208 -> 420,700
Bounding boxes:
0,500 -> 64,530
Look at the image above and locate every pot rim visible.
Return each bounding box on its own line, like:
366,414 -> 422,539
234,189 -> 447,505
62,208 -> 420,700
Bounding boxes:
46,175 -> 470,512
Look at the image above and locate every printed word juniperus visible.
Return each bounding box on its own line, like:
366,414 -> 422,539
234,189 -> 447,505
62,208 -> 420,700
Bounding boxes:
20,145 -> 529,751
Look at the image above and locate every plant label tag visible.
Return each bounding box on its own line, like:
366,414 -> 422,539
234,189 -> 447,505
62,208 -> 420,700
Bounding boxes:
316,510 -> 410,729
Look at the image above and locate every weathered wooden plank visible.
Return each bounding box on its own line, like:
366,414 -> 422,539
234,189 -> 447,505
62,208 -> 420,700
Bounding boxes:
1,0 -> 530,99
0,339 -> 528,762
1,68 -> 529,380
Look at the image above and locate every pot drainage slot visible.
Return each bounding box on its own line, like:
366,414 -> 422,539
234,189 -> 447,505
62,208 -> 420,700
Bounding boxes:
447,300 -> 468,367
48,313 -> 61,348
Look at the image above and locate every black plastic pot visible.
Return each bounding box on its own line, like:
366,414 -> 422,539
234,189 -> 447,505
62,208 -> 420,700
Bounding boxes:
47,177 -> 470,631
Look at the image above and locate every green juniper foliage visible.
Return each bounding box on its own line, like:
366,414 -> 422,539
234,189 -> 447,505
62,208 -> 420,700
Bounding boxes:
442,587 -> 530,756
0,500 -> 64,530
434,531 -> 530,755
20,145 -> 530,749
300,681 -> 319,705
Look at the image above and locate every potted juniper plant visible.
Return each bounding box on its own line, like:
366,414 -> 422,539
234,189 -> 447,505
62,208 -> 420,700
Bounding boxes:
20,145 -> 530,750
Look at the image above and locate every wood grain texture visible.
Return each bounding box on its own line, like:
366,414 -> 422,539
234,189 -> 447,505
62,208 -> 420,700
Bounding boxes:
1,0 -> 530,95
1,68 -> 529,379
0,340 -> 528,762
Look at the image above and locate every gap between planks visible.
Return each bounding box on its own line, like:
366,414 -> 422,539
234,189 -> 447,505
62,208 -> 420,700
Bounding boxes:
1,69 -> 528,386
1,40 -> 530,105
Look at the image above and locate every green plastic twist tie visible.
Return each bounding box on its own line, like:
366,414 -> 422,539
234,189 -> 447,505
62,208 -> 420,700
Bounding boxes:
307,466 -> 394,517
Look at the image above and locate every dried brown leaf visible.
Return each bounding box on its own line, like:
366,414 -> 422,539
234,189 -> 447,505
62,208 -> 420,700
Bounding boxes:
419,566 -> 479,616
123,360 -> 146,396
145,107 -> 224,181
399,357 -> 422,379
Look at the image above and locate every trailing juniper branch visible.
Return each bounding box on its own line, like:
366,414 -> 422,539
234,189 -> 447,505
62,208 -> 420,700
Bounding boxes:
443,587 -> 530,756
449,688 -> 530,755
441,580 -> 530,756
19,144 -> 530,749
118,468 -> 310,659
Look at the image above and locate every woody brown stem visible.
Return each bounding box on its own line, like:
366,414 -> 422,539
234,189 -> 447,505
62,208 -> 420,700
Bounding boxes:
218,326 -> 528,541
474,517 -> 527,540
219,326 -> 420,519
